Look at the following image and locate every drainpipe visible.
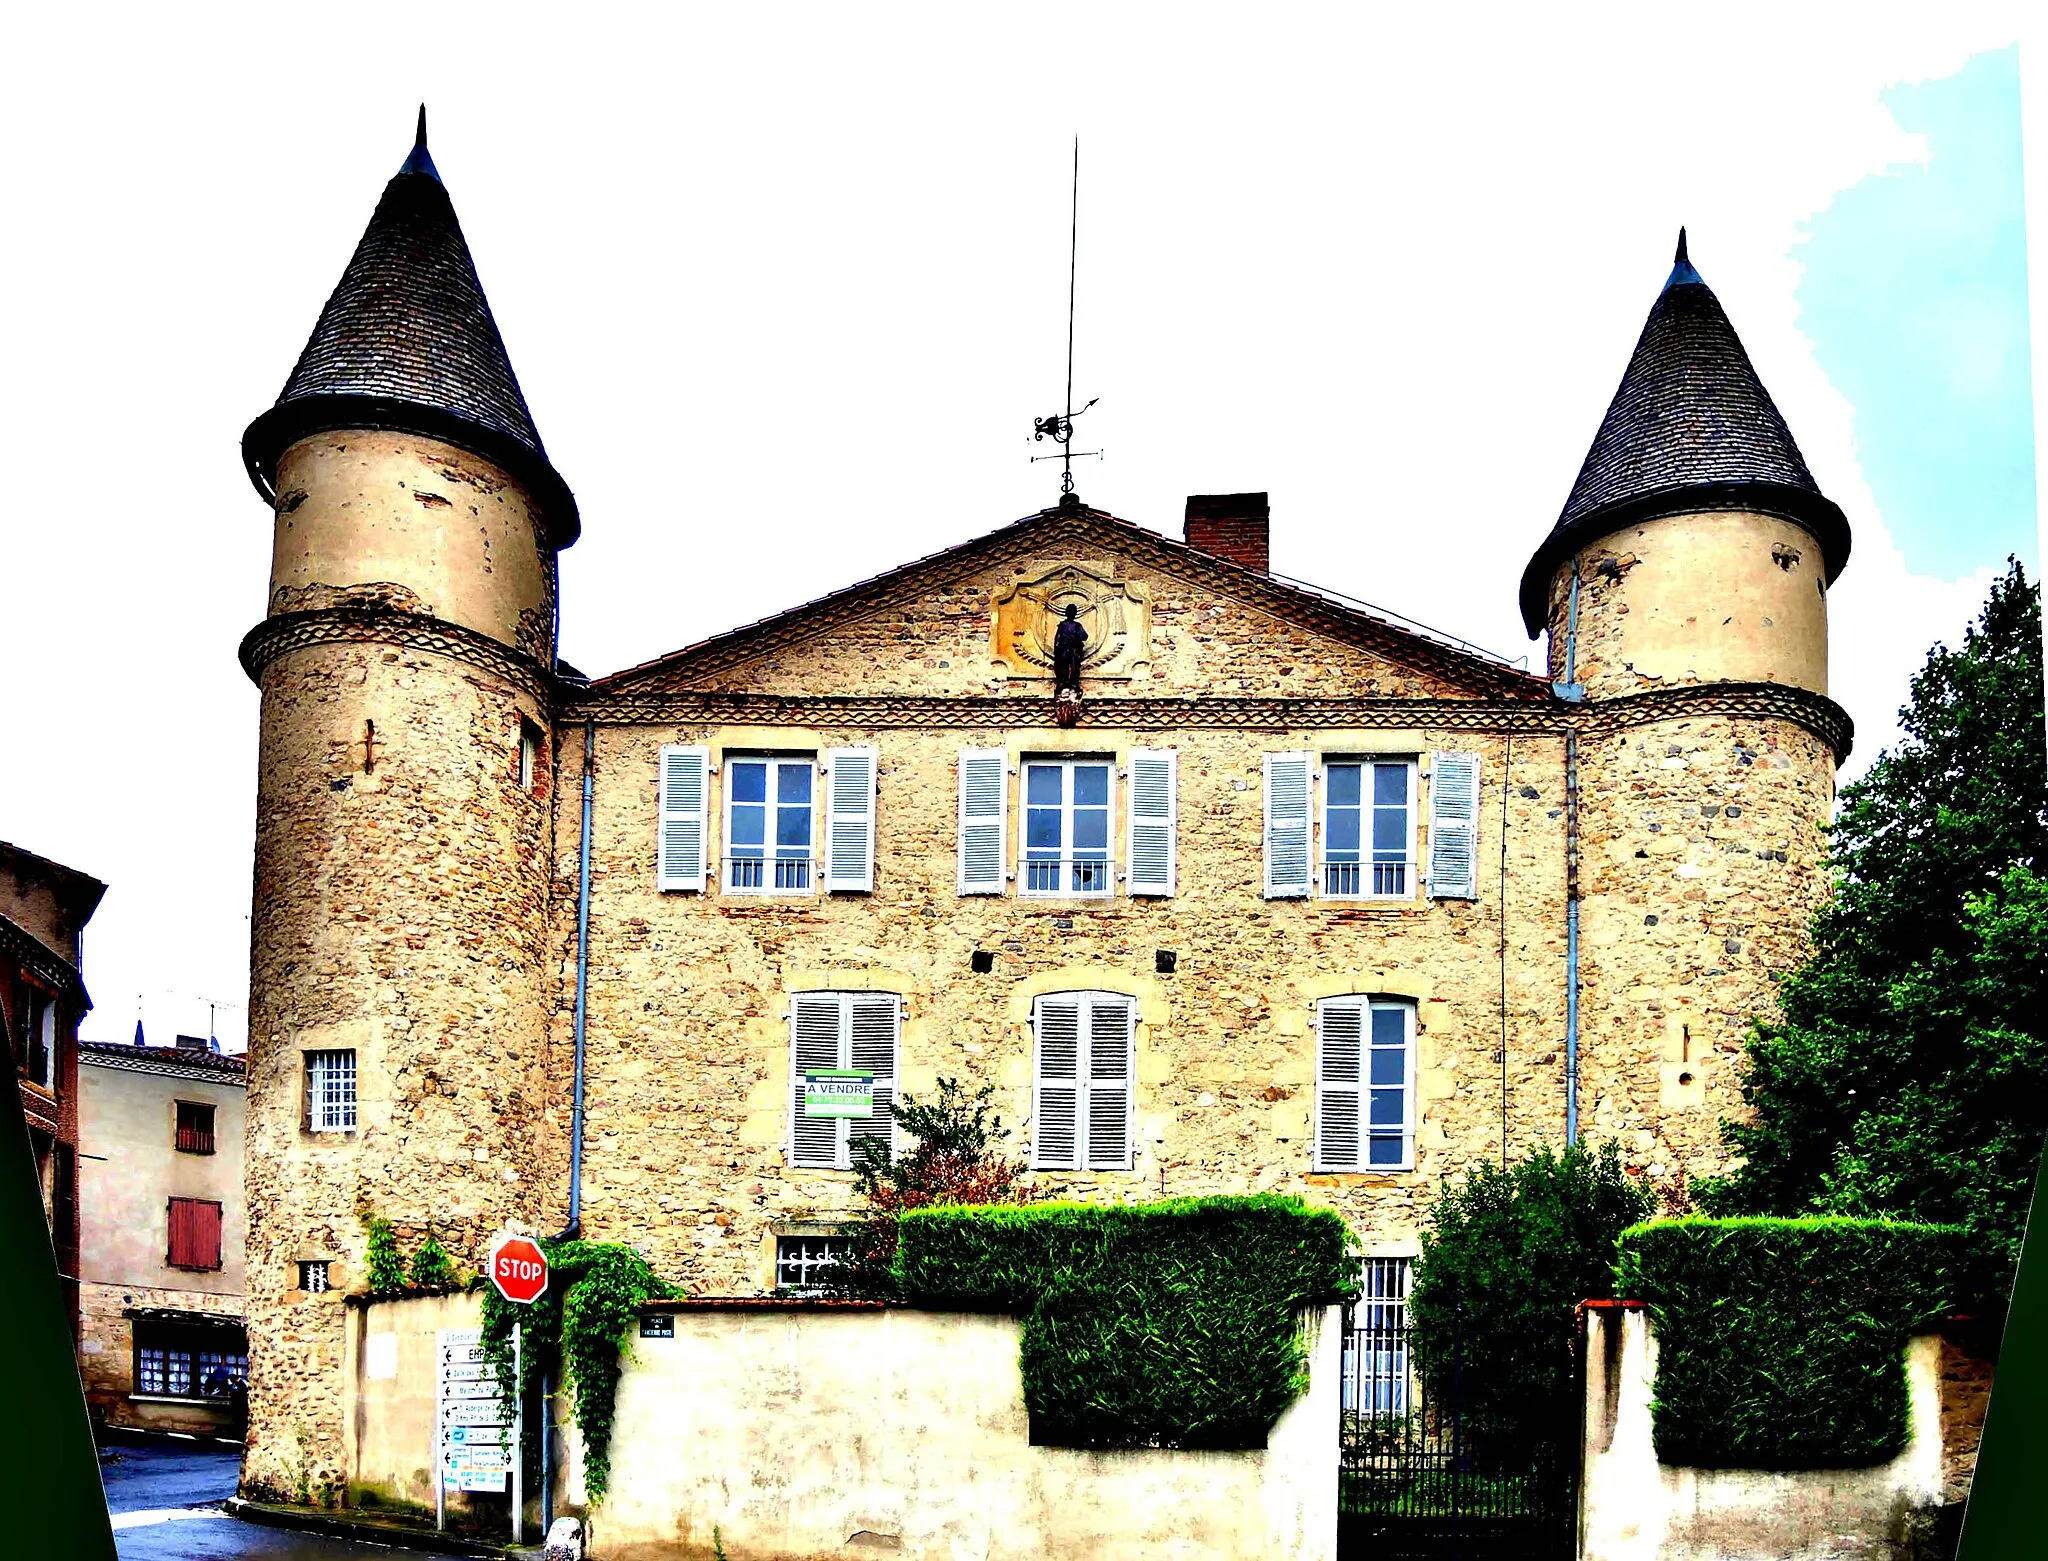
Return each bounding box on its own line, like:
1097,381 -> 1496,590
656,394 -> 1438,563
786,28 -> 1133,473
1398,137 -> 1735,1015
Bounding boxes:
1556,558 -> 1584,1147
568,716 -> 594,1233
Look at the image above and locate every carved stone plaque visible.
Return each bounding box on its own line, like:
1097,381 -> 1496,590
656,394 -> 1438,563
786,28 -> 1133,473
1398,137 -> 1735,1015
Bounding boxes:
990,563 -> 1151,681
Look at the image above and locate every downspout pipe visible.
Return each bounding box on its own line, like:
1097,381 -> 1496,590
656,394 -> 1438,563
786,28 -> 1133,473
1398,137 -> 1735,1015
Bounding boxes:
1555,558 -> 1584,1146
567,716 -> 594,1235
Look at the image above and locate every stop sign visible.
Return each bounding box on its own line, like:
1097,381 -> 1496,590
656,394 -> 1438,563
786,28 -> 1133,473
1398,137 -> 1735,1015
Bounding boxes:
486,1234 -> 550,1305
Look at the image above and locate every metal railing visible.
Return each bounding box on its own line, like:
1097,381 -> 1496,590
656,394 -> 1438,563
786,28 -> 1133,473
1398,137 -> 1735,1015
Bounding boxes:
1020,856 -> 1114,896
1320,859 -> 1416,899
725,855 -> 817,892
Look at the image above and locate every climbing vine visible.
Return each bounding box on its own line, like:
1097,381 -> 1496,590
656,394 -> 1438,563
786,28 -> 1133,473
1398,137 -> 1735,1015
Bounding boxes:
362,1217 -> 408,1295
478,1239 -> 678,1503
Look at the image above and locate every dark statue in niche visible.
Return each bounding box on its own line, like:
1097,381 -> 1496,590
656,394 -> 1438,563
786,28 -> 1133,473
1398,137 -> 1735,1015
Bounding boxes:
1053,603 -> 1088,727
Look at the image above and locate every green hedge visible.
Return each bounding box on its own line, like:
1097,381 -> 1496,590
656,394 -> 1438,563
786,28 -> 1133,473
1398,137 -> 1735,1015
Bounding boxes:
897,1195 -> 1354,1449
1614,1216 -> 1965,1469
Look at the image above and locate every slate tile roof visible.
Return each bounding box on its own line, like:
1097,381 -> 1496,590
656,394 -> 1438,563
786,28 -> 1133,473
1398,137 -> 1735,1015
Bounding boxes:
1518,232 -> 1849,634
241,112 -> 578,547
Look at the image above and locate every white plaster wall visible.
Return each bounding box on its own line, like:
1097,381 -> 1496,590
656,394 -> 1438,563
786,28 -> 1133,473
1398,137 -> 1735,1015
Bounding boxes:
571,1302 -> 1340,1561
1580,1307 -> 1944,1561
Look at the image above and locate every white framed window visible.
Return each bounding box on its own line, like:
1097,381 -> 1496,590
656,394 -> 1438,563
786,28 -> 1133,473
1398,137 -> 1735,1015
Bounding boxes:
1030,991 -> 1135,1170
306,1049 -> 357,1133
788,991 -> 899,1170
1341,1257 -> 1414,1415
726,754 -> 816,893
1314,997 -> 1415,1171
517,719 -> 542,793
1321,758 -> 1416,899
775,1235 -> 853,1294
25,989 -> 56,1089
1020,757 -> 1113,897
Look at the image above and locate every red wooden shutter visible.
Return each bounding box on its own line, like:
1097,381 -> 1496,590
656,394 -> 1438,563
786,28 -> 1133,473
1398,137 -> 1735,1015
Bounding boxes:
168,1198 -> 223,1270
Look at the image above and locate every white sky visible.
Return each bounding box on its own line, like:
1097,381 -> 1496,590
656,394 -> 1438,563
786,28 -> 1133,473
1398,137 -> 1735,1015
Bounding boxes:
1,4 -> 2041,1052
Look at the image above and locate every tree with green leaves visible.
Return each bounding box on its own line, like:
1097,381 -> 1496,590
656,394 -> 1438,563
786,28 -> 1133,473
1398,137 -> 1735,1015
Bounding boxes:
1409,1141 -> 1653,1475
831,1077 -> 1034,1298
1700,561 -> 2047,1297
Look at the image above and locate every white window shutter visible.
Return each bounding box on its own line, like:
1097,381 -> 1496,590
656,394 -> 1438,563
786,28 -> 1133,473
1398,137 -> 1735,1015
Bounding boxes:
846,993 -> 899,1168
1315,998 -> 1365,1172
1126,750 -> 1178,896
1085,997 -> 1135,1170
788,993 -> 843,1169
1032,996 -> 1082,1170
957,748 -> 1007,894
1263,752 -> 1312,898
1428,751 -> 1482,900
823,746 -> 878,893
657,744 -> 710,892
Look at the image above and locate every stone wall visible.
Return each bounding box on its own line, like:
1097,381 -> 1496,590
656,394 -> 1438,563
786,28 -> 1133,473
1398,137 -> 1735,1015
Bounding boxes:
1579,1303 -> 1983,1561
567,1300 -> 1341,1561
77,1279 -> 244,1433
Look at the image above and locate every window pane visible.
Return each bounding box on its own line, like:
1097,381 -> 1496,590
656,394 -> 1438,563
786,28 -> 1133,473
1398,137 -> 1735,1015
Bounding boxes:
1370,1047 -> 1404,1085
1367,1135 -> 1405,1167
1073,765 -> 1109,806
1371,1008 -> 1406,1047
1327,763 -> 1361,807
1372,807 -> 1407,853
1370,1088 -> 1405,1126
1373,764 -> 1407,805
776,763 -> 812,804
730,805 -> 765,848
730,762 -> 766,803
1027,809 -> 1062,850
1072,809 -> 1108,851
1026,765 -> 1062,805
776,806 -> 810,850
1327,809 -> 1361,856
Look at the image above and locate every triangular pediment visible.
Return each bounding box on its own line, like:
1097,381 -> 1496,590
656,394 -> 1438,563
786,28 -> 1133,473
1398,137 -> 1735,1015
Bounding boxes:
586,505 -> 1545,706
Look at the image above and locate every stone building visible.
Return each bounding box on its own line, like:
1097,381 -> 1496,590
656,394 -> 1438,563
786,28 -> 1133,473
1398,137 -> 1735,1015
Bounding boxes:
3,837 -> 106,1340
232,122 -> 1852,1502
77,1036 -> 250,1437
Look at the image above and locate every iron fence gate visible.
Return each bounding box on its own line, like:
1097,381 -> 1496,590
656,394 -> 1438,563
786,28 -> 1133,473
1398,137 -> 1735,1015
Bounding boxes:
1337,1263 -> 1575,1560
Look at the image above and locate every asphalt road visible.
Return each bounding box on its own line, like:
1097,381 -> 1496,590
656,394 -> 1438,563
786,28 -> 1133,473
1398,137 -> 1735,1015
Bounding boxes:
103,1440 -> 444,1560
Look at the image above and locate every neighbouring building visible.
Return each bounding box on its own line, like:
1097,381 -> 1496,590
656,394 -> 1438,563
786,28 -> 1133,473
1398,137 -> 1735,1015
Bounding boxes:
233,119 -> 1852,1504
3,838 -> 106,1340
77,1034 -> 250,1437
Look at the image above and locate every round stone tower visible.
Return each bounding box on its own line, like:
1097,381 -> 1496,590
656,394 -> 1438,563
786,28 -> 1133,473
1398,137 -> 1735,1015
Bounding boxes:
235,112 -> 576,1502
1518,231 -> 1853,1192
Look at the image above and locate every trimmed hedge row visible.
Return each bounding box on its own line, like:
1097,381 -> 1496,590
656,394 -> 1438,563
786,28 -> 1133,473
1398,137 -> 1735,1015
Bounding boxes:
1614,1216 -> 1965,1469
897,1195 -> 1354,1449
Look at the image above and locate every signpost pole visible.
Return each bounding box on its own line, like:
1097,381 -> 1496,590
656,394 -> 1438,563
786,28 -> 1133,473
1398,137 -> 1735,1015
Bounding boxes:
434,1338 -> 446,1534
512,1320 -> 524,1546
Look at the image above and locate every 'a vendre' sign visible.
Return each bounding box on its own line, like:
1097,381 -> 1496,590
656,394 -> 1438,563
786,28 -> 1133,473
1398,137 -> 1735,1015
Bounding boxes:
804,1070 -> 873,1118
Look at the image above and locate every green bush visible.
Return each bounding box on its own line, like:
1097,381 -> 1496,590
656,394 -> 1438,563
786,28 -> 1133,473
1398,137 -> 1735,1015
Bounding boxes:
897,1195 -> 1354,1449
1615,1216 -> 1965,1468
478,1238 -> 677,1504
362,1217 -> 407,1295
407,1232 -> 457,1290
1410,1141 -> 1653,1475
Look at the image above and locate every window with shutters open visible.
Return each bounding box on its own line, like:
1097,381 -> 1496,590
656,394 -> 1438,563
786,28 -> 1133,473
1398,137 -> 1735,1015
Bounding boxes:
1126,749 -> 1178,896
788,991 -> 899,1171
823,746 -> 878,893
725,754 -> 816,893
657,744 -> 711,892
1427,751 -> 1482,900
1321,758 -> 1416,900
1020,758 -> 1114,897
1314,997 -> 1415,1171
957,749 -> 1007,894
1031,992 -> 1135,1171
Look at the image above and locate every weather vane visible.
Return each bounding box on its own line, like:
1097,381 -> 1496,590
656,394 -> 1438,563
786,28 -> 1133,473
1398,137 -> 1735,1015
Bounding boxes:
1031,137 -> 1101,500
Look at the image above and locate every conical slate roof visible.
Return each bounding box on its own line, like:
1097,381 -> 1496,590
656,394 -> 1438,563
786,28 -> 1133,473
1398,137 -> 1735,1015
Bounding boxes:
242,111 -> 578,546
1518,232 -> 1847,634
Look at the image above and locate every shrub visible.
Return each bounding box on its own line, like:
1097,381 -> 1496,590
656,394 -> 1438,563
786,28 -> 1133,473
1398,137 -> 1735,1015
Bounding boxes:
1409,1141 -> 1653,1474
897,1195 -> 1354,1448
362,1217 -> 407,1295
407,1232 -> 457,1290
1615,1216 -> 1964,1467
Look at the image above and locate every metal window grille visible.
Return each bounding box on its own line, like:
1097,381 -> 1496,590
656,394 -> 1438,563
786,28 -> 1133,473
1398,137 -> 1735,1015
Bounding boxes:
195,1349 -> 248,1397
728,856 -> 815,891
175,1101 -> 215,1154
775,1236 -> 851,1293
1342,1257 -> 1414,1415
307,1050 -> 357,1132
299,1261 -> 330,1293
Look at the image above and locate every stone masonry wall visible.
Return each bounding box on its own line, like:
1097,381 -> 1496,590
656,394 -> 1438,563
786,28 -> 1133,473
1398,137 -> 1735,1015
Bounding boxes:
242,637 -> 557,1502
78,1279 -> 244,1427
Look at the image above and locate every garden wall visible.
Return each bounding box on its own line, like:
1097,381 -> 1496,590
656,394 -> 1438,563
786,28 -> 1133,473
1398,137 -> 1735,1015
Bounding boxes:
341,1290 -> 504,1527
1579,1302 -> 1988,1561
560,1298 -> 1341,1561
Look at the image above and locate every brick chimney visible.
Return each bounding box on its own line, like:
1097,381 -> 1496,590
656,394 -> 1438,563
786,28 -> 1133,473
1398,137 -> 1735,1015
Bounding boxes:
1184,493 -> 1270,574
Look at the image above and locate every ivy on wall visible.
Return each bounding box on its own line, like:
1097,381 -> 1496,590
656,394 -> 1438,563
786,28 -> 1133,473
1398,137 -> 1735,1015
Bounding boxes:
478,1239 -> 676,1504
1614,1216 -> 1965,1468
897,1195 -> 1355,1449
